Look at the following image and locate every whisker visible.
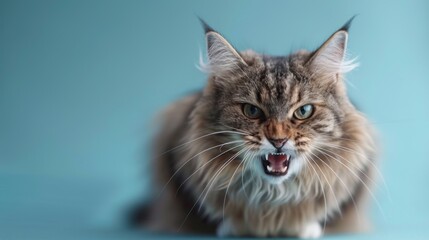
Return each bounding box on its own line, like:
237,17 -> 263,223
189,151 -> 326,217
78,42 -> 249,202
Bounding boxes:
317,140 -> 391,202
301,154 -> 329,233
307,150 -> 362,224
177,145 -> 248,232
313,147 -> 386,220
157,140 -> 245,198
198,147 -> 250,212
175,142 -> 247,193
313,146 -> 379,189
160,130 -> 248,156
318,135 -> 385,178
222,147 -> 253,221
304,153 -> 343,218
241,151 -> 255,201
217,123 -> 252,135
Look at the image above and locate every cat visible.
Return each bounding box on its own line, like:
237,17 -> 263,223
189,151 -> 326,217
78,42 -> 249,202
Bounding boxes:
138,16 -> 378,238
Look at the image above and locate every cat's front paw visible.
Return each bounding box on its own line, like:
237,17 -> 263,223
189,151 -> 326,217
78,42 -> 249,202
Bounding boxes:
216,220 -> 234,237
298,222 -> 322,239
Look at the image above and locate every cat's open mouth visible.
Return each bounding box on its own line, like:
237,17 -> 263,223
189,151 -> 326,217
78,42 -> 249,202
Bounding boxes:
260,152 -> 290,176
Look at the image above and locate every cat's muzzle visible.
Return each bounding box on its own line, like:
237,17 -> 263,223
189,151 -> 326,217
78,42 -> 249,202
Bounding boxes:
261,152 -> 291,176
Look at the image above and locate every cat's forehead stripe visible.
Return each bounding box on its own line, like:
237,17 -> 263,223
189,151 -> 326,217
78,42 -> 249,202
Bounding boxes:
261,57 -> 294,103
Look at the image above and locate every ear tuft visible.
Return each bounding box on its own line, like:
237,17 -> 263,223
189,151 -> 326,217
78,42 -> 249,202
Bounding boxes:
307,17 -> 359,81
338,15 -> 357,32
198,17 -> 215,34
197,19 -> 247,79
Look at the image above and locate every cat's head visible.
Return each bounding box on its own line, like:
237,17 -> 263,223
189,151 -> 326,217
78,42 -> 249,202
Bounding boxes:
197,18 -> 358,185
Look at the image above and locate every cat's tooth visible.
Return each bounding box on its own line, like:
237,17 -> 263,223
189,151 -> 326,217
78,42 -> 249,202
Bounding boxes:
282,166 -> 288,172
267,165 -> 273,172
265,153 -> 269,160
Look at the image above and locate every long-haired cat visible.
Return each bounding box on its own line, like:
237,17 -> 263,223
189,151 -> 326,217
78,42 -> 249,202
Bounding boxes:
139,17 -> 378,238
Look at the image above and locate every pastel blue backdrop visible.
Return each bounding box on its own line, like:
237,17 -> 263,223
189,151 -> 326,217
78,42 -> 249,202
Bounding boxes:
1,0 -> 428,239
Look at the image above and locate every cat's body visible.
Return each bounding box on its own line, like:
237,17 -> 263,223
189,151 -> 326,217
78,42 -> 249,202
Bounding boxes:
141,18 -> 378,238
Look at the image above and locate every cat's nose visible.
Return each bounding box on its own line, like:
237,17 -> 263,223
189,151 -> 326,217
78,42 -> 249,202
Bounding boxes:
268,138 -> 288,149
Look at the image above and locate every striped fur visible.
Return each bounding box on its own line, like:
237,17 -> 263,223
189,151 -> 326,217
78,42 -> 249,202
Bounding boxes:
143,19 -> 378,238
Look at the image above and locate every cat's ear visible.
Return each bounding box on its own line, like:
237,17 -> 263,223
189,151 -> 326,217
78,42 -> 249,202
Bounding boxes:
198,18 -> 248,78
306,16 -> 358,82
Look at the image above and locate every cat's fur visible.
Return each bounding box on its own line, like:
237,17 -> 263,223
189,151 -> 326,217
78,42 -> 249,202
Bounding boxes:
141,17 -> 378,238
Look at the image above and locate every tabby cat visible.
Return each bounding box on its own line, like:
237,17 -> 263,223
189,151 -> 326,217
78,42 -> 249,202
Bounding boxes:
141,17 -> 378,238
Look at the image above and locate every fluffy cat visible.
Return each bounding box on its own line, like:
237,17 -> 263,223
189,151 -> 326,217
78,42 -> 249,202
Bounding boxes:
140,17 -> 378,238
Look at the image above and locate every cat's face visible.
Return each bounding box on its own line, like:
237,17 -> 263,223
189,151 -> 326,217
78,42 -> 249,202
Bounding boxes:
199,21 -> 356,185
215,58 -> 345,184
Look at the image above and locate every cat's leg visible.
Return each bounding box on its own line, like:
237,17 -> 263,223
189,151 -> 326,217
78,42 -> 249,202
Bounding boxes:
218,218 -> 323,238
297,221 -> 323,239
216,219 -> 234,237
216,218 -> 254,237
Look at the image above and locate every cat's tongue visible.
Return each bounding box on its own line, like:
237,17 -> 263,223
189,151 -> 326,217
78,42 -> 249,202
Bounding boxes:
267,153 -> 288,171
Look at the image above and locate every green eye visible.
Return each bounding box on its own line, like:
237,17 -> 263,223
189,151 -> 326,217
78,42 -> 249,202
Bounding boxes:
243,104 -> 263,119
294,104 -> 314,120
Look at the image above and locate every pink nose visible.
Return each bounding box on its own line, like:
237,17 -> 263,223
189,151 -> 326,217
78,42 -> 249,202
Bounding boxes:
268,138 -> 288,149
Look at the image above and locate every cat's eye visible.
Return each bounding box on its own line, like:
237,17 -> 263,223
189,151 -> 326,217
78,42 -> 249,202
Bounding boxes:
293,104 -> 314,120
242,104 -> 264,119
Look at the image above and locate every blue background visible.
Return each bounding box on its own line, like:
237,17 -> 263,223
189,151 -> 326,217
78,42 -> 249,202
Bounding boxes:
1,0 -> 428,239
